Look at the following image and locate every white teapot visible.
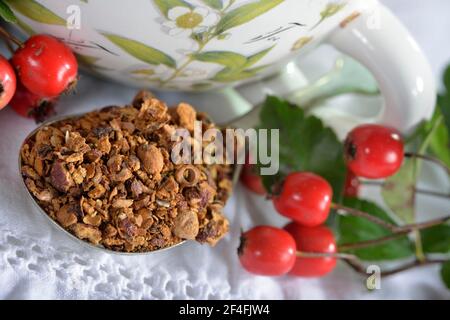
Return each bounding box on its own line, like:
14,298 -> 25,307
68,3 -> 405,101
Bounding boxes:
8,0 -> 435,131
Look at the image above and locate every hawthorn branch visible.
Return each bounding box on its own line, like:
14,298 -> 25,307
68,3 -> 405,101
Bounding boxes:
338,232 -> 409,251
405,152 -> 450,176
0,25 -> 22,47
331,203 -> 398,232
332,203 -> 450,234
296,251 -> 357,260
344,258 -> 448,277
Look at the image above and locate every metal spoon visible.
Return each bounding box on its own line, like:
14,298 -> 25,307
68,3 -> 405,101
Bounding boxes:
18,56 -> 377,255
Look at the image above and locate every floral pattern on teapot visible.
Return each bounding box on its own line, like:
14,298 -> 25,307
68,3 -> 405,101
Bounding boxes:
8,0 -> 348,91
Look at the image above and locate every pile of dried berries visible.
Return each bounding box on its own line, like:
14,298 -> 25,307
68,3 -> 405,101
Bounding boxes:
20,91 -> 233,252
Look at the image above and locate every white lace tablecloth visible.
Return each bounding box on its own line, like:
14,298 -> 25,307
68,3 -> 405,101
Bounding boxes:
1,0 -> 450,299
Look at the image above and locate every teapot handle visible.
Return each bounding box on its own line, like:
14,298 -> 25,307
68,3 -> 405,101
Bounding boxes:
326,3 -> 436,133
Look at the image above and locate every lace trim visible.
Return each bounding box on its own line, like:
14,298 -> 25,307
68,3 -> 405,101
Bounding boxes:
0,225 -> 233,299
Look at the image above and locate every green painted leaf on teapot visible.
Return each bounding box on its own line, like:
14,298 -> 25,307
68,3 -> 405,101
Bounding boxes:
192,51 -> 247,69
102,33 -> 177,68
245,46 -> 274,68
215,0 -> 284,34
5,0 -> 65,25
311,2 -> 347,30
213,67 -> 260,82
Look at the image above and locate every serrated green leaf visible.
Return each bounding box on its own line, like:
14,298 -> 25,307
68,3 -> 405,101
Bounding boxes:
102,33 -> 176,68
428,108 -> 450,167
421,225 -> 450,254
0,1 -> 17,23
382,112 -> 443,223
201,0 -> 223,10
338,198 -> 414,261
192,51 -> 247,69
257,96 -> 346,200
443,65 -> 450,92
245,46 -> 274,68
153,0 -> 191,18
215,0 -> 284,34
439,96 -> 450,126
381,161 -> 417,223
5,0 -> 65,25
441,261 -> 450,289
438,94 -> 450,134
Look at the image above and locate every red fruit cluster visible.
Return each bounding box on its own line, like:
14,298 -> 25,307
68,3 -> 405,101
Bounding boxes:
239,124 -> 406,278
0,34 -> 78,120
239,224 -> 336,277
239,171 -> 337,277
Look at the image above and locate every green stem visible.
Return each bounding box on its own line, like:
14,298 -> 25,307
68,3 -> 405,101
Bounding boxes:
413,230 -> 426,263
0,25 -> 22,47
331,203 -> 398,232
345,258 -> 448,277
405,152 -> 450,176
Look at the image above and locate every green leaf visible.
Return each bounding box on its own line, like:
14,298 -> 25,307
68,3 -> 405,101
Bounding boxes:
215,0 -> 284,34
438,94 -> 450,133
382,112 -> 443,223
338,198 -> 414,261
102,33 -> 176,68
381,161 -> 417,223
153,0 -> 191,18
429,117 -> 450,167
443,65 -> 450,94
5,0 -> 65,25
421,224 -> 450,254
201,0 -> 223,10
245,46 -> 274,68
0,1 -> 17,23
257,96 -> 346,200
211,66 -> 261,82
439,65 -> 450,132
441,261 -> 450,289
191,51 -> 247,69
